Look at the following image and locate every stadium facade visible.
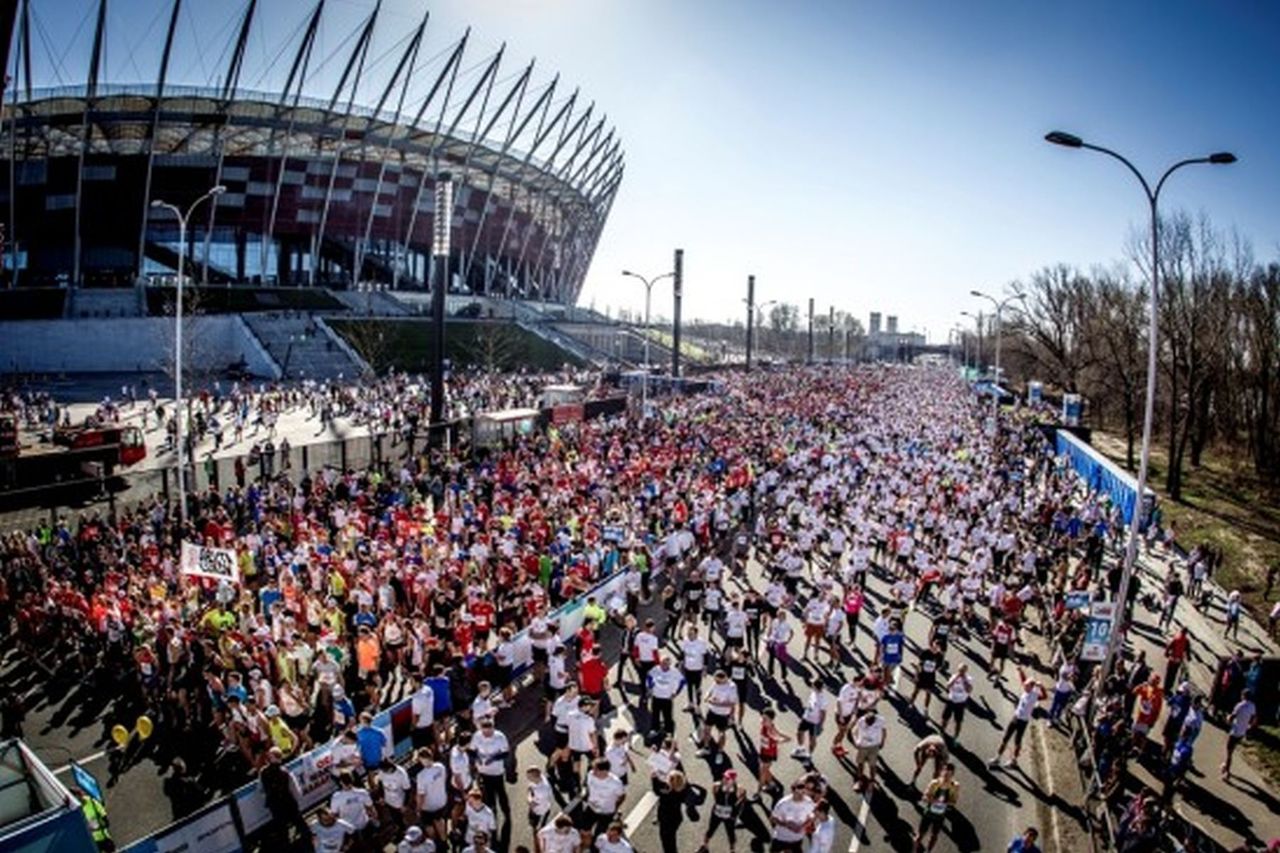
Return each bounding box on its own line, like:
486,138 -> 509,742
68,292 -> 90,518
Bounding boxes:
0,0 -> 624,304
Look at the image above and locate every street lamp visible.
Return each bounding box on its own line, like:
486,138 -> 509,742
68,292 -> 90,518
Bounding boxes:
960,310 -> 983,374
951,325 -> 968,370
430,173 -> 454,428
744,295 -> 777,368
1045,129 -> 1235,685
621,268 -> 674,413
150,184 -> 226,525
969,290 -> 1025,403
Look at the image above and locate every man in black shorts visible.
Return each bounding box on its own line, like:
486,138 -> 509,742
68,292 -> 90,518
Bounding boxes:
699,670 -> 739,755
908,640 -> 943,714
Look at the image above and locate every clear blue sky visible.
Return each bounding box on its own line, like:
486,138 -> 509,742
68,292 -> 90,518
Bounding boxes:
25,0 -> 1280,339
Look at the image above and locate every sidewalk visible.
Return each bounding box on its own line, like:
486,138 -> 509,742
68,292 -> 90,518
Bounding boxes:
55,397 -> 383,475
1116,543 -> 1279,850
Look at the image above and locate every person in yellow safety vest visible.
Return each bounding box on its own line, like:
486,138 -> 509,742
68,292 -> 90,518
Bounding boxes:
582,596 -> 607,629
264,704 -> 298,756
75,787 -> 114,851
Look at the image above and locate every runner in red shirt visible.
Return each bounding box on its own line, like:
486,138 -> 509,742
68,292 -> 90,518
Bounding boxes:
469,599 -> 496,643
1132,674 -> 1164,753
578,649 -> 608,703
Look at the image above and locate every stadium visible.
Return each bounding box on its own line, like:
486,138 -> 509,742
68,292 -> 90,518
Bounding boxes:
0,0 -> 623,304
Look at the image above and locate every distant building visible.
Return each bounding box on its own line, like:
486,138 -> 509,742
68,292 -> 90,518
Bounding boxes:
866,311 -> 925,362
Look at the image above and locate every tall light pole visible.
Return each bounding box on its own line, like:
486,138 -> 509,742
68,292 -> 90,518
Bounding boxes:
429,174 -> 454,428
671,249 -> 685,379
747,298 -> 777,364
151,184 -> 225,525
827,306 -> 836,364
961,310 -> 983,376
1045,129 -> 1236,684
806,298 -> 815,364
621,268 -> 673,413
969,290 -> 1025,392
744,275 -> 755,370
952,325 -> 968,370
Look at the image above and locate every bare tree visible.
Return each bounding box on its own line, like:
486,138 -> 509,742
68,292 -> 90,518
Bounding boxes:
157,285 -> 215,391
1087,268 -> 1146,469
338,318 -> 394,378
1142,210 -> 1233,499
461,321 -> 523,373
1008,264 -> 1096,393
1234,262 -> 1280,481
769,303 -> 801,360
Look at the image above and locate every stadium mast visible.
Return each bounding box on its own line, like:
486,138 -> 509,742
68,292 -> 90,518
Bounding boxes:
199,0 -> 259,284
134,0 -> 183,284
351,7 -> 429,288
263,0 -> 326,284
309,0 -> 381,287
389,30 -> 468,289
72,0 -> 108,290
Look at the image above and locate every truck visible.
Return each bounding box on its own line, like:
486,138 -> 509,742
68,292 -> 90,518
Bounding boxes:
0,415 -> 146,500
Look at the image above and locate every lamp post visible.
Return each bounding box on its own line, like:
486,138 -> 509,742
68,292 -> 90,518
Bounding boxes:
621,268 -> 674,414
1045,129 -> 1235,684
744,275 -> 755,370
151,184 -> 225,525
746,298 -> 777,364
429,173 -> 453,428
952,325 -> 968,370
961,310 -> 982,375
969,290 -> 1025,395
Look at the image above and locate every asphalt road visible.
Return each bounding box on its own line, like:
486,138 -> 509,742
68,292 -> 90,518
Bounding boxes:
488,548 -> 1078,853
3,538 -> 1083,852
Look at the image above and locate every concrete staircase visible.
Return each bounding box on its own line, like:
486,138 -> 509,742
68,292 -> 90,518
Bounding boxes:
330,289 -> 413,316
66,287 -> 144,318
241,314 -> 367,381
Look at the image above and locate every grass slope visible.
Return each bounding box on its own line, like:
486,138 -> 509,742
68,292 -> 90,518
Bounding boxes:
327,318 -> 583,374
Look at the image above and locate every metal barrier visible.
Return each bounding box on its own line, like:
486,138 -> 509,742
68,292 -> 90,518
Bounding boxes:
1038,591 -> 1115,853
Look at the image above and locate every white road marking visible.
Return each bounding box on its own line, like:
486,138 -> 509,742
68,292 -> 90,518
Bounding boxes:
848,792 -> 871,852
605,705 -> 634,738
52,748 -> 109,775
1033,721 -> 1065,853
623,791 -> 658,836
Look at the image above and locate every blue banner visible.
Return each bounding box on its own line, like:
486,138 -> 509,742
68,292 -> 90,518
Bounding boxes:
70,761 -> 103,803
1054,429 -> 1155,525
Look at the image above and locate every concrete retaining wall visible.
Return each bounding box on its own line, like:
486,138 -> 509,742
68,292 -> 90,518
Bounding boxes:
0,316 -> 278,377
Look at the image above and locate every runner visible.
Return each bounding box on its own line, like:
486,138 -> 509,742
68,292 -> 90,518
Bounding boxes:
914,762 -> 958,851
991,668 -> 1046,769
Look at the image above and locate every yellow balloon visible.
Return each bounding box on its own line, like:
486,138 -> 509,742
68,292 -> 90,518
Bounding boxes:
111,724 -> 130,747
135,716 -> 154,741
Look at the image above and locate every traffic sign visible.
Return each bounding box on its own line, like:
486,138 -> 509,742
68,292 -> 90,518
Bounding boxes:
1080,600 -> 1116,661
1064,590 -> 1093,610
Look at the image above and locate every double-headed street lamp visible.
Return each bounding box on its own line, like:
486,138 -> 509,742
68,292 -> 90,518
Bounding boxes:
621,268 -> 674,412
150,184 -> 225,525
744,295 -> 777,368
1045,129 -> 1236,684
968,290 -> 1025,402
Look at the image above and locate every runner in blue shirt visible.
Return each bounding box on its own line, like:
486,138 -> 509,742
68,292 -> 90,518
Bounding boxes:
1007,827 -> 1041,853
880,618 -> 905,679
355,713 -> 388,771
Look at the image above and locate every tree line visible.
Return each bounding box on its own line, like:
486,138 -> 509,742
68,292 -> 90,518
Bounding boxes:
977,210 -> 1280,500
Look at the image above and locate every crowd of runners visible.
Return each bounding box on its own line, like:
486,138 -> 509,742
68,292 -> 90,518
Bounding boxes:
0,363 -> 1272,853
